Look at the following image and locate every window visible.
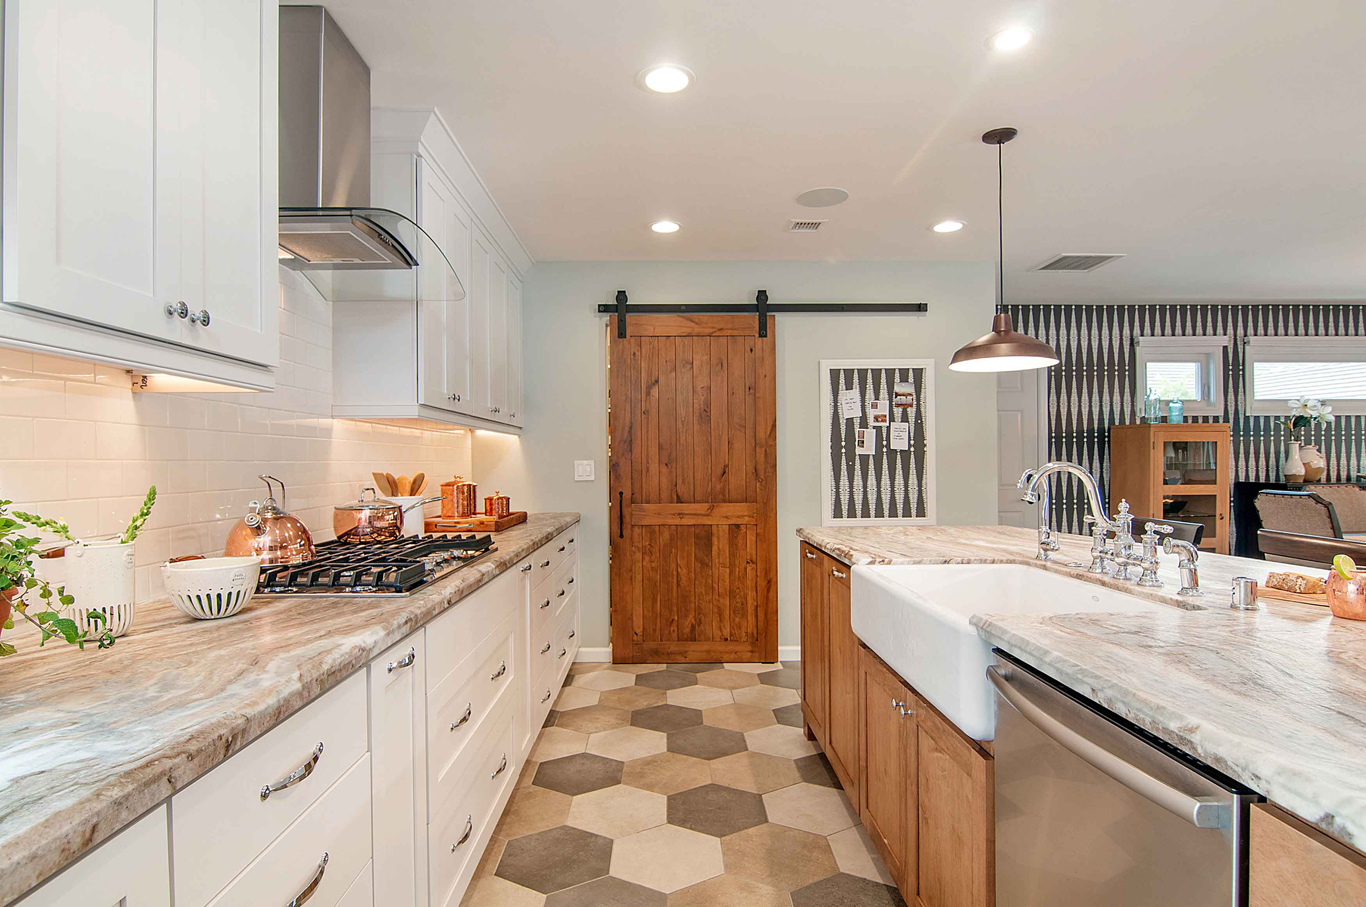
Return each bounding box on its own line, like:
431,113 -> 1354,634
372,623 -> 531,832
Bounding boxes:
1245,337 -> 1366,415
1134,336 -> 1228,415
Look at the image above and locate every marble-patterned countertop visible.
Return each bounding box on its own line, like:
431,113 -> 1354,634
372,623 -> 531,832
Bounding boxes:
0,512 -> 579,906
798,524 -> 1366,852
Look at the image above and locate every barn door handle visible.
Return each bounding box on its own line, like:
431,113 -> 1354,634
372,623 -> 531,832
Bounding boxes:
618,491 -> 624,538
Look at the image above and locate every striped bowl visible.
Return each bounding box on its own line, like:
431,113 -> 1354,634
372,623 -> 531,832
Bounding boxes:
162,556 -> 261,620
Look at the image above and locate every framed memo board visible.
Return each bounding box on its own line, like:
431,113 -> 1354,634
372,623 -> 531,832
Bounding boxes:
820,359 -> 935,525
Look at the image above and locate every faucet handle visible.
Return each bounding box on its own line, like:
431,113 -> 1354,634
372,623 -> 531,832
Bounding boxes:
1142,522 -> 1173,539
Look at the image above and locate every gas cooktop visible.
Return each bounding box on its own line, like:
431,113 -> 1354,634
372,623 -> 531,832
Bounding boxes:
256,534 -> 496,596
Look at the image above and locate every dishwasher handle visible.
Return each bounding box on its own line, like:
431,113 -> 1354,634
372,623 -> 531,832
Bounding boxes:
987,666 -> 1231,830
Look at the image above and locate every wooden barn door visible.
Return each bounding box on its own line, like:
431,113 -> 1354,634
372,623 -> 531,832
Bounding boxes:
609,314 -> 777,663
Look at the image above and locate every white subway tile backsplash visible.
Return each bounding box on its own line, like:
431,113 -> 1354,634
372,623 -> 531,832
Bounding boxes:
0,274 -> 471,603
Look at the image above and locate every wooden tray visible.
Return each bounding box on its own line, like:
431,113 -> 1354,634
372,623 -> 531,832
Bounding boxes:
1258,585 -> 1329,608
425,511 -> 528,533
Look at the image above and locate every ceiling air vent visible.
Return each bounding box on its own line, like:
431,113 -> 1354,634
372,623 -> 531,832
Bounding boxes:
789,219 -> 826,232
1034,253 -> 1126,272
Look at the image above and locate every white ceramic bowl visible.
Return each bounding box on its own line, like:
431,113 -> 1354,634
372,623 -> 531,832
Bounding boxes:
162,556 -> 261,620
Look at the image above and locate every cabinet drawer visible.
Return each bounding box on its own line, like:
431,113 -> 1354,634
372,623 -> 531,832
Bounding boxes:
206,755 -> 373,907
429,709 -> 518,907
553,597 -> 577,675
173,671 -> 368,907
550,555 -> 578,622
529,540 -> 565,588
427,567 -> 519,688
428,614 -> 517,808
336,862 -> 374,907
16,805 -> 170,907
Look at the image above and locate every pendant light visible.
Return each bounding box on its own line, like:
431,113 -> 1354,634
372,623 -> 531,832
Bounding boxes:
948,127 -> 1059,373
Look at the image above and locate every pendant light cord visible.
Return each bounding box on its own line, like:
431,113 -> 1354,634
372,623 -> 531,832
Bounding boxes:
997,141 -> 1004,316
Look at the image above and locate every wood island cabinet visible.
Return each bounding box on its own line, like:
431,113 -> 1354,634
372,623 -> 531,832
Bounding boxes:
801,540 -> 994,907
1250,803 -> 1366,907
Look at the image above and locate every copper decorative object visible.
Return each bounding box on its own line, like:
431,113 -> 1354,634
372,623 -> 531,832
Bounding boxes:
225,475 -> 316,565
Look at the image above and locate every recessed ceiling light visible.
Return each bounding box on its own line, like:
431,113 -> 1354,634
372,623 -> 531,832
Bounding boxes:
987,27 -> 1034,51
651,220 -> 681,234
638,65 -> 694,93
932,220 -> 965,233
795,187 -> 849,208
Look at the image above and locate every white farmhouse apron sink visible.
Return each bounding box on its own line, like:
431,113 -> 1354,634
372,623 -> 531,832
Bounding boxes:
851,563 -> 1171,741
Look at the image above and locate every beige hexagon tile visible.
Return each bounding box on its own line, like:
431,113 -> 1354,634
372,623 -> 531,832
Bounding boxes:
828,824 -> 897,885
516,760 -> 539,789
530,726 -> 588,762
572,670 -> 638,692
732,685 -> 801,709
568,662 -> 611,675
554,686 -> 601,711
744,724 -> 821,760
610,824 -> 724,893
586,725 -> 667,761
703,703 -> 777,733
695,669 -> 761,690
720,823 -> 839,892
495,786 -> 572,839
708,751 -> 801,794
600,685 -> 667,711
723,662 -> 783,674
613,663 -> 666,674
566,784 -> 667,838
620,751 -> 712,795
762,782 -> 860,836
668,873 -> 790,907
459,875 -> 545,907
666,685 -> 736,710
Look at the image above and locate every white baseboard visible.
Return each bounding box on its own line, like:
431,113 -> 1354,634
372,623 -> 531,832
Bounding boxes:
575,646 -> 799,664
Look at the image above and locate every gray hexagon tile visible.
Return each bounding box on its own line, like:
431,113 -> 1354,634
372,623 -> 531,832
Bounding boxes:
495,825 -> 613,894
667,783 -> 768,837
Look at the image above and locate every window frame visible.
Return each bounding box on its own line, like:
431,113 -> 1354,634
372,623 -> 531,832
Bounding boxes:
1133,336 -> 1229,416
1244,337 -> 1366,416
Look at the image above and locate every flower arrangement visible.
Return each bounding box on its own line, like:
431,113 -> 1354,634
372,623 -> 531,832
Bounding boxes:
1275,397 -> 1334,439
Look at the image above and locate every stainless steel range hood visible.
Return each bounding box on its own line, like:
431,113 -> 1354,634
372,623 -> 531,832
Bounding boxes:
278,6 -> 464,302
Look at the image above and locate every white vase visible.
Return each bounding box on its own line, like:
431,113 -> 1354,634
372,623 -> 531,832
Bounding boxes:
1282,441 -> 1305,483
63,539 -> 137,637
1300,444 -> 1327,482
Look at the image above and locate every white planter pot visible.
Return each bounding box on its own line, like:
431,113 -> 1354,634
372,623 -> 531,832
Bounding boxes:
1282,441 -> 1305,483
64,539 -> 136,637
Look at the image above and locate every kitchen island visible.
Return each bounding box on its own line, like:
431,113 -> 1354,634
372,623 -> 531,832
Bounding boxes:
798,523 -> 1366,904
0,512 -> 580,907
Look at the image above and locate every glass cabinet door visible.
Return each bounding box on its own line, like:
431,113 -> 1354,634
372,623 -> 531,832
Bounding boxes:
1162,440 -> 1219,486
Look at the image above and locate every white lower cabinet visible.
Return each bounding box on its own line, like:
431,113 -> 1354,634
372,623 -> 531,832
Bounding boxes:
370,631 -> 428,907
16,806 -> 171,907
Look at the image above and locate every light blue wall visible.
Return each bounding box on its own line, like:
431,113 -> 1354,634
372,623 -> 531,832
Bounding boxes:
475,260 -> 999,653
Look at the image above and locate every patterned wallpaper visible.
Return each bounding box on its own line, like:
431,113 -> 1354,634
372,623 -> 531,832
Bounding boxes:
1006,303 -> 1366,533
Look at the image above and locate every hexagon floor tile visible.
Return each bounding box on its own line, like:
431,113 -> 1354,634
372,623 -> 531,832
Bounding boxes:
667,783 -> 768,837
478,663 -> 902,907
610,824 -> 724,893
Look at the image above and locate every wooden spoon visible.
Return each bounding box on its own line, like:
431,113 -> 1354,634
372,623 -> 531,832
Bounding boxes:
411,472 -> 426,495
396,475 -> 411,495
385,472 -> 398,496
372,471 -> 392,495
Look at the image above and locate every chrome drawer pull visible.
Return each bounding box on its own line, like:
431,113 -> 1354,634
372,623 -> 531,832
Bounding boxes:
490,661 -> 507,681
261,742 -> 324,801
557,589 -> 566,598
387,647 -> 416,673
831,568 -> 847,578
568,577 -> 574,585
558,648 -> 567,660
285,852 -> 328,907
450,703 -> 473,732
540,559 -> 551,568
898,703 -> 914,718
569,537 -> 575,543
804,551 -> 817,560
559,545 -> 566,552
452,815 -> 473,851
541,689 -> 552,703
492,753 -> 509,779
521,563 -> 532,573
541,641 -> 552,654
568,630 -> 576,640
540,598 -> 551,610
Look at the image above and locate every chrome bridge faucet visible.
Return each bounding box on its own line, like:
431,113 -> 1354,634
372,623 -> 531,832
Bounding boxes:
1018,461 -> 1203,596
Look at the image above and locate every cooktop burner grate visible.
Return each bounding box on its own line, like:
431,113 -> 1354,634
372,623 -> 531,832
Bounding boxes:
256,533 -> 496,595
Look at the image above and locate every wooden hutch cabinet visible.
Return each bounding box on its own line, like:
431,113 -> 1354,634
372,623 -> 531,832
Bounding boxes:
1109,422 -> 1232,554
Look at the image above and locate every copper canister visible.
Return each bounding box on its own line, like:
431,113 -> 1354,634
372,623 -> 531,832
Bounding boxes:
454,478 -> 478,518
485,491 -> 511,519
440,479 -> 458,519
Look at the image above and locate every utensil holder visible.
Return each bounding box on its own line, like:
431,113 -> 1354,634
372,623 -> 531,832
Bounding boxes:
64,539 -> 137,637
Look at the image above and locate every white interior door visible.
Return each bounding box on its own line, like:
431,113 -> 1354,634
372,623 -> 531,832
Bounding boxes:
997,369 -> 1048,526
2,0 -> 181,343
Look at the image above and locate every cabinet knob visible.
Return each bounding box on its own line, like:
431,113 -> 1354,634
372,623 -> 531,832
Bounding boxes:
804,551 -> 817,560
831,568 -> 847,578
449,393 -> 462,402
189,308 -> 210,327
166,301 -> 189,319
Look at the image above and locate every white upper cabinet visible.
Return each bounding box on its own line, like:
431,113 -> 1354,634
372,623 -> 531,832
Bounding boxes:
506,273 -> 523,425
0,0 -> 278,386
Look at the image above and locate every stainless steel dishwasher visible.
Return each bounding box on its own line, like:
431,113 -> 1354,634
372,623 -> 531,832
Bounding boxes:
989,651 -> 1259,906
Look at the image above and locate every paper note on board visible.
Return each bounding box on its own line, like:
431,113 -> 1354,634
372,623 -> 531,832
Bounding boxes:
855,427 -> 877,455
839,388 -> 861,420
869,399 -> 890,425
890,422 -> 910,450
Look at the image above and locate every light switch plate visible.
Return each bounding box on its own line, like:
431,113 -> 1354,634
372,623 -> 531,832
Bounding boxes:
574,460 -> 595,481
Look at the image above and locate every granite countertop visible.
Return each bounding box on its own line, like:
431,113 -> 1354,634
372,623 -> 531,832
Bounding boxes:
799,524 -> 1366,852
0,512 -> 580,906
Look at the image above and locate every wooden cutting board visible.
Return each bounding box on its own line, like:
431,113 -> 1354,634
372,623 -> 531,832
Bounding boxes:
1258,585 -> 1329,608
425,512 -> 528,533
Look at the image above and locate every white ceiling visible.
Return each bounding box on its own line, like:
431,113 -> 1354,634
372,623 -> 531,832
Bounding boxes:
321,0 -> 1366,303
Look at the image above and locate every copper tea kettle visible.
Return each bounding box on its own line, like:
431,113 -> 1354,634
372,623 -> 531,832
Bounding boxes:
225,475 -> 316,565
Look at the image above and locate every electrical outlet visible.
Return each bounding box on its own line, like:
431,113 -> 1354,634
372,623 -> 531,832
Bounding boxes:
574,460 -> 596,482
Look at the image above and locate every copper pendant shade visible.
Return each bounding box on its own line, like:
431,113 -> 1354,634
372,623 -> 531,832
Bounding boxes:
948,128 -> 1059,373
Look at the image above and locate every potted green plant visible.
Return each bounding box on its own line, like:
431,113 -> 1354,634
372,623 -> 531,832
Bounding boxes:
0,501 -> 115,657
62,486 -> 158,638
